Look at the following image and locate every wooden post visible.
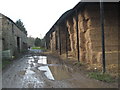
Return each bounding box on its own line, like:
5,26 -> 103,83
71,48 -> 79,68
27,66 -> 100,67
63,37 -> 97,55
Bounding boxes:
100,0 -> 106,73
58,26 -> 62,55
76,10 -> 80,62
65,20 -> 68,58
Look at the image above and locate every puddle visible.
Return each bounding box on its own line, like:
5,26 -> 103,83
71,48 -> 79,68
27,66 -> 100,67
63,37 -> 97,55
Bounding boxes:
30,49 -> 42,53
38,59 -> 47,64
49,65 -> 72,80
25,69 -> 35,75
38,66 -> 54,80
22,69 -> 43,88
27,55 -> 72,81
28,57 -> 34,64
38,65 -> 72,81
22,64 -> 44,88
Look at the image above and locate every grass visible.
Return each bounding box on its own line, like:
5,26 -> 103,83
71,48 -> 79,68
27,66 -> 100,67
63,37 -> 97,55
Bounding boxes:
31,47 -> 41,49
2,59 -> 12,69
31,47 -> 46,50
88,72 -> 116,83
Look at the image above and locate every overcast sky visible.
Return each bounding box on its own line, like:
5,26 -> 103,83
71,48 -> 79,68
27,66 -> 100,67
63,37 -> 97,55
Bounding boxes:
0,0 -> 80,38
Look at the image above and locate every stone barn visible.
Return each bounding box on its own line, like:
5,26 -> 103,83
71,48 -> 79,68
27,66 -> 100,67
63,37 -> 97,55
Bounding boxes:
0,13 -> 28,59
45,2 -> 119,72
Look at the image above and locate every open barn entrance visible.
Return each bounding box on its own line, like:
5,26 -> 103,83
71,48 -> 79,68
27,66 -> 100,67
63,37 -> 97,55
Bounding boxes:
17,37 -> 20,52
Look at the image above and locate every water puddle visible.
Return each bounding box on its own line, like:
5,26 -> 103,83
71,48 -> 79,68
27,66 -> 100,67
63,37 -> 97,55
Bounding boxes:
22,70 -> 43,88
38,66 -> 55,80
49,65 -> 72,80
25,69 -> 35,75
27,55 -> 73,81
38,65 -> 72,81
38,58 -> 47,64
22,64 -> 43,88
28,57 -> 34,64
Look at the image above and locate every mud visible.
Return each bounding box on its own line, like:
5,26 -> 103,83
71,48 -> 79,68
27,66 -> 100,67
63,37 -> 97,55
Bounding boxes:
2,49 -> 118,88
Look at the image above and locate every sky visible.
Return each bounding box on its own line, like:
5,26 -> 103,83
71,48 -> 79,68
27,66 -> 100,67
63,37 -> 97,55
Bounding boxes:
0,0 -> 80,38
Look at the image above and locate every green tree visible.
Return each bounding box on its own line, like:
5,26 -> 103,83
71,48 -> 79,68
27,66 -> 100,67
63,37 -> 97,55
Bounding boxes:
27,36 -> 35,47
34,37 -> 41,47
15,19 -> 27,36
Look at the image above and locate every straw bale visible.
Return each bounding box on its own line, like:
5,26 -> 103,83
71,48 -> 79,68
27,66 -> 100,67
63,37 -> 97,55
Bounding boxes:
80,50 -> 86,62
78,13 -> 84,22
97,51 -> 118,65
84,9 -> 100,19
67,17 -> 77,55
87,19 -> 100,28
79,21 -> 88,33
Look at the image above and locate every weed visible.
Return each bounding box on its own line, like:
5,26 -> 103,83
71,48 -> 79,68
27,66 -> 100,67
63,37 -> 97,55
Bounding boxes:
88,72 -> 116,83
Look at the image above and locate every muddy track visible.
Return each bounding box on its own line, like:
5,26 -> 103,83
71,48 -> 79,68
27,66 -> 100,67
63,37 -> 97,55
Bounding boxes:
2,49 -> 118,88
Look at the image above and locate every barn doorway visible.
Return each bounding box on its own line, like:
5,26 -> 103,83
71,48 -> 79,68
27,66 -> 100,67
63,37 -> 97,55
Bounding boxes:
17,37 -> 20,52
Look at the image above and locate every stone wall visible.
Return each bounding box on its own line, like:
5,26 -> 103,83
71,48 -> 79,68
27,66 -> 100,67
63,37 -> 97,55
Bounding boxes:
0,13 -> 28,59
0,14 -> 2,65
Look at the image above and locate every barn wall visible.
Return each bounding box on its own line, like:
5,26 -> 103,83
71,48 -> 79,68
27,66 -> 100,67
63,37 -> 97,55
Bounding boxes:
45,3 -> 119,68
1,14 -> 28,59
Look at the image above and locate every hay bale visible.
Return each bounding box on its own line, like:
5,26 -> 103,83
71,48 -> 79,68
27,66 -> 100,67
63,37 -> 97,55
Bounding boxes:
87,19 -> 100,28
84,6 -> 100,19
97,51 -> 118,65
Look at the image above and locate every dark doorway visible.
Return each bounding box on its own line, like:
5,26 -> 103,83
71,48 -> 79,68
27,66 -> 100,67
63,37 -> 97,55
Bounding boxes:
17,37 -> 20,52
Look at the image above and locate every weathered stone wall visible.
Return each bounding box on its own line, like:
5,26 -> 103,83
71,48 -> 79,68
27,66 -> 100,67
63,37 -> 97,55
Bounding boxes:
0,14 -> 2,63
1,14 -> 28,58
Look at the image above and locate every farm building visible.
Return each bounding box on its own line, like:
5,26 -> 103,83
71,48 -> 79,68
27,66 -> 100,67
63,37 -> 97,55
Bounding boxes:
45,2 -> 119,71
0,13 -> 28,59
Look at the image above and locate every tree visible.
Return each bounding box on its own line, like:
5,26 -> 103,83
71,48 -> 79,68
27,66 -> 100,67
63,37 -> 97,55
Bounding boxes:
34,37 -> 41,47
40,38 -> 45,48
15,19 -> 27,36
27,36 -> 35,47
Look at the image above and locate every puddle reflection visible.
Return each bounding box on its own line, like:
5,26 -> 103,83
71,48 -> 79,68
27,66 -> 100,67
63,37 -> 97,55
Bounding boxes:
27,55 -> 72,81
49,65 -> 72,80
25,69 -> 35,75
38,66 -> 54,80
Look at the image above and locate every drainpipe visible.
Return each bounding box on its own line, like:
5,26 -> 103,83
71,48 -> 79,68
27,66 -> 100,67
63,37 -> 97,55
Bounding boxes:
76,10 -> 80,62
100,0 -> 106,73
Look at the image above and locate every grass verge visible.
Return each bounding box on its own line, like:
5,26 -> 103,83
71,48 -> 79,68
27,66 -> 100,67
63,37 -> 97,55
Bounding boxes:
31,47 -> 45,50
88,72 -> 116,83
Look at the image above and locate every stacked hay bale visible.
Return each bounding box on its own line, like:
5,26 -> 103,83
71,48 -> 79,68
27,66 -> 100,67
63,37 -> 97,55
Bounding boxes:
50,31 -> 56,51
59,25 -> 67,53
78,11 -> 88,63
66,17 -> 77,58
78,3 -> 119,70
